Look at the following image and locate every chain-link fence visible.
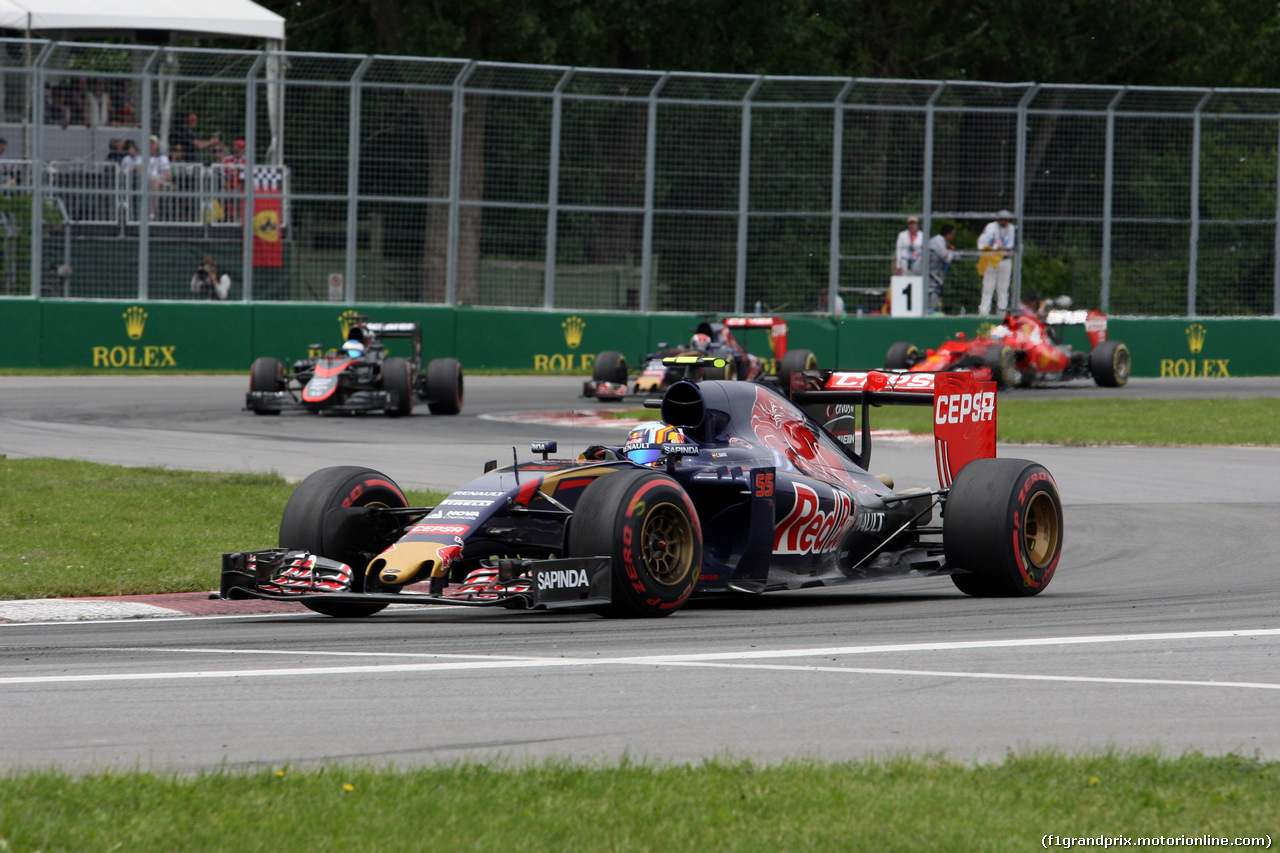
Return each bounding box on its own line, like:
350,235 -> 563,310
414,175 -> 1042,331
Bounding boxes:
3,37 -> 1280,316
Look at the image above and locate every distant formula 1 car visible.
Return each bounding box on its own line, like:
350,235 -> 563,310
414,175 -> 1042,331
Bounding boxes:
221,357 -> 1063,621
584,316 -> 817,400
246,317 -> 463,416
885,305 -> 1129,388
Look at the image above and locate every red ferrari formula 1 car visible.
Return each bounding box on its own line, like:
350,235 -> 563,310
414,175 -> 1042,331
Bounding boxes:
221,357 -> 1063,620
246,317 -> 463,416
885,304 -> 1129,389
584,316 -> 817,401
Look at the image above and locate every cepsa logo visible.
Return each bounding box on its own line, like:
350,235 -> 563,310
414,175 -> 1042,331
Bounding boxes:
935,390 -> 995,425
91,306 -> 178,368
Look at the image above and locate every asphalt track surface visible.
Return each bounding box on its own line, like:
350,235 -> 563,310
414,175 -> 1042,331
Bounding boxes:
1,373 -> 1279,773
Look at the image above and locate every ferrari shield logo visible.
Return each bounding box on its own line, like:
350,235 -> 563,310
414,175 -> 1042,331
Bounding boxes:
254,208 -> 280,242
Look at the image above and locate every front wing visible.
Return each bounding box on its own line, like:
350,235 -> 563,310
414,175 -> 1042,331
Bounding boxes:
245,389 -> 404,414
221,549 -> 612,611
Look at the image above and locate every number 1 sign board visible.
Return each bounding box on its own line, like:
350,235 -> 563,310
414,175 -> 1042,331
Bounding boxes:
889,275 -> 924,317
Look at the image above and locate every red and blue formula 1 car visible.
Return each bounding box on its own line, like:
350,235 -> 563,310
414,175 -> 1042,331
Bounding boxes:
246,317 -> 463,416
222,358 -> 1063,618
886,305 -> 1129,389
584,316 -> 817,401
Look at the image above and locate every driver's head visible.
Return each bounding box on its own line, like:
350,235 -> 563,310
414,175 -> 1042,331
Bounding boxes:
622,421 -> 688,467
690,332 -> 712,353
342,340 -> 365,358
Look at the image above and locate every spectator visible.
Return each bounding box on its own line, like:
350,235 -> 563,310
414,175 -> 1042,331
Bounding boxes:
977,209 -> 1017,315
45,83 -> 70,128
111,80 -> 137,126
928,224 -> 957,314
0,138 -> 16,188
167,142 -> 194,220
86,78 -> 112,128
220,138 -> 247,222
894,216 -> 923,276
191,256 -> 231,300
170,112 -> 221,162
146,135 -> 171,218
68,77 -> 89,127
120,138 -> 141,169
105,138 -> 125,164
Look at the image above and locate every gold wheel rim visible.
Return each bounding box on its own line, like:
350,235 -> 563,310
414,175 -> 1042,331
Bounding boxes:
1023,492 -> 1060,569
640,501 -> 695,587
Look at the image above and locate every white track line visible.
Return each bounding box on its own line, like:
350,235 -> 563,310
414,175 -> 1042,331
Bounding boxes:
5,628 -> 1280,688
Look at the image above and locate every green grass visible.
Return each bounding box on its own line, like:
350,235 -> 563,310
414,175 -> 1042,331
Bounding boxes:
1,752 -> 1276,851
606,397 -> 1280,446
0,458 -> 446,600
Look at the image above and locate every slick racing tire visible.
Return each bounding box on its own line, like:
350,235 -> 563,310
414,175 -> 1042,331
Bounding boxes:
884,341 -> 920,370
278,466 -> 410,617
982,345 -> 1017,389
943,458 -> 1063,597
424,357 -> 464,415
249,356 -> 283,415
568,469 -> 702,618
701,359 -> 731,381
777,348 -> 818,396
1090,339 -> 1130,388
593,350 -> 628,385
382,357 -> 414,417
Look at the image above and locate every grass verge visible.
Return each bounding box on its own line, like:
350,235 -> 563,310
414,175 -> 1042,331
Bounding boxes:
1,752 -> 1276,851
0,458 -> 446,600
602,397 -> 1280,446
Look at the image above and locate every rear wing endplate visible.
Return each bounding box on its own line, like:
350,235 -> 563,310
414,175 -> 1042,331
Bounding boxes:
791,369 -> 997,488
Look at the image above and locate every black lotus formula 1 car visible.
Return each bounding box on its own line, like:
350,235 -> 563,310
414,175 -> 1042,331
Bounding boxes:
246,318 -> 463,417
584,316 -> 817,401
223,358 -> 1063,618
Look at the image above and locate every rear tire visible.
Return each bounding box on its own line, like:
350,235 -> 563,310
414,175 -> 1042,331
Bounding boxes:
943,458 -> 1063,597
278,466 -> 410,617
982,345 -> 1017,388
382,357 -> 414,417
567,469 -> 702,618
777,348 -> 818,396
884,341 -> 920,370
249,357 -> 283,415
424,357 -> 464,415
1090,340 -> 1130,387
593,350 -> 628,384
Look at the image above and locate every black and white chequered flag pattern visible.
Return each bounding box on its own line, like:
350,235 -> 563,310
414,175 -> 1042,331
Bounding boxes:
253,167 -> 283,192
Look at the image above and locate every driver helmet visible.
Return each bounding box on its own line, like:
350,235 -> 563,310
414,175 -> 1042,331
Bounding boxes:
690,332 -> 713,352
989,325 -> 1011,342
622,420 -> 688,467
342,339 -> 365,358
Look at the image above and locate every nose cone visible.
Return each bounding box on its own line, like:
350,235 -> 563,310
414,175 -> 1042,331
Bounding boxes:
368,541 -> 461,587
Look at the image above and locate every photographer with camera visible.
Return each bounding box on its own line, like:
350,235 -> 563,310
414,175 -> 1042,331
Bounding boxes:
190,256 -> 231,300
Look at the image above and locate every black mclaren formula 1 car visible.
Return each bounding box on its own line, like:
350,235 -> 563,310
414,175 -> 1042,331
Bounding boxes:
222,358 -> 1063,618
246,318 -> 463,417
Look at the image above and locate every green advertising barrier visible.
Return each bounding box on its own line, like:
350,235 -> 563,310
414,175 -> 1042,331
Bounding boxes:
4,298 -> 1279,378
35,300 -> 253,370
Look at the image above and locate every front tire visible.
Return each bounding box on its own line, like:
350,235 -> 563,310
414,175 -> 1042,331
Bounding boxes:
1090,340 -> 1130,387
943,458 -> 1063,597
382,357 -> 414,417
424,357 -> 464,415
249,357 -> 283,415
567,469 -> 702,618
884,341 -> 920,370
278,466 -> 410,617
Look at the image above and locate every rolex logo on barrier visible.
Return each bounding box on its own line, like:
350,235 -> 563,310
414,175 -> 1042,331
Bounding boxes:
124,306 -> 147,340
562,315 -> 585,349
92,305 -> 177,368
1186,323 -> 1206,354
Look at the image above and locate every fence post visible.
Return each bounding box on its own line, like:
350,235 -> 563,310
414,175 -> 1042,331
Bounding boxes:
544,68 -> 574,309
28,43 -> 51,298
446,62 -> 477,307
920,83 -> 945,310
735,76 -> 763,314
1188,90 -> 1212,318
827,79 -> 855,315
138,48 -> 161,301
345,55 -> 373,304
640,73 -> 669,312
1012,84 -> 1037,306
1100,87 -> 1125,312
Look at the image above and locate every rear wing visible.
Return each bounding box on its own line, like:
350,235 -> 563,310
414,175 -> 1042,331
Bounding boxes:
1044,309 -> 1108,348
362,321 -> 423,365
722,316 -> 788,359
791,369 -> 996,489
